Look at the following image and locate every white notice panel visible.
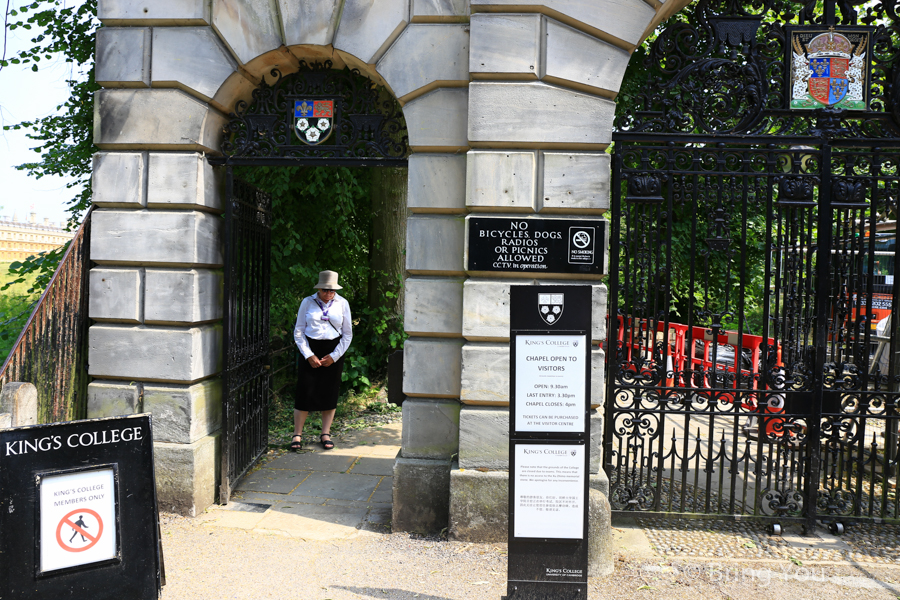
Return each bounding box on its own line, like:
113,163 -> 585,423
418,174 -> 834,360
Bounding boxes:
513,444 -> 585,539
40,468 -> 117,573
515,334 -> 586,433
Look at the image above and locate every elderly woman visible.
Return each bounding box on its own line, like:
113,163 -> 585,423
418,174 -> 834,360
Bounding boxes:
292,270 -> 353,451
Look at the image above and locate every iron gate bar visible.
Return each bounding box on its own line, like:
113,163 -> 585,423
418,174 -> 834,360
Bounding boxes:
220,171 -> 273,504
606,139 -> 900,525
605,0 -> 900,527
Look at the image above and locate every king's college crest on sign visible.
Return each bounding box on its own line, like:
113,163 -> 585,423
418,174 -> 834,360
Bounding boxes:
538,293 -> 564,325
294,100 -> 333,145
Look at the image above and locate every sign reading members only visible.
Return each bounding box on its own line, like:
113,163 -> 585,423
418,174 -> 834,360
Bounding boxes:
41,467 -> 117,571
505,285 -> 591,600
0,415 -> 162,600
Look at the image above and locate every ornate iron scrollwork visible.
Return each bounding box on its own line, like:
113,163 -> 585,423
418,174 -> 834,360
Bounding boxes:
222,61 -> 408,162
777,175 -> 818,204
625,172 -> 666,203
615,0 -> 900,138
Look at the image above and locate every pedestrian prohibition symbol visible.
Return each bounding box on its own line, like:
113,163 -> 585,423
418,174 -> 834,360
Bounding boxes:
56,509 -> 104,553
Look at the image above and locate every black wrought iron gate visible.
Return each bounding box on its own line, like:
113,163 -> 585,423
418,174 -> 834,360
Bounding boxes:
221,173 -> 273,504
605,0 -> 900,528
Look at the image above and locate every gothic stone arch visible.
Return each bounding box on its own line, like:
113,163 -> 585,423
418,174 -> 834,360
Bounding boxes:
88,0 -> 690,535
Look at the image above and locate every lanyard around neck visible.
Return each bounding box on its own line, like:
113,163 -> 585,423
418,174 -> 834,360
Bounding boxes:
314,296 -> 334,321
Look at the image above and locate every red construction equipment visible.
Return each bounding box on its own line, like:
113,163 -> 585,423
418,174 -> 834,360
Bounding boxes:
614,316 -> 786,437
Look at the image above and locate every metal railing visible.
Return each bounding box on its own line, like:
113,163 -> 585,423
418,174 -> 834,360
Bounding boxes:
0,208 -> 92,423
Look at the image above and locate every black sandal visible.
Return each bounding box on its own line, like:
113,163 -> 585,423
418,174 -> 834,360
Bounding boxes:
320,433 -> 334,450
290,435 -> 303,451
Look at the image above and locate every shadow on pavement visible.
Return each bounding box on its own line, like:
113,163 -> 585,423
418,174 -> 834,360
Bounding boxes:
849,561 -> 900,596
334,586 -> 456,600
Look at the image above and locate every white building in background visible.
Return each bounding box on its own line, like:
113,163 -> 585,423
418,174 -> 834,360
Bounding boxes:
0,212 -> 74,262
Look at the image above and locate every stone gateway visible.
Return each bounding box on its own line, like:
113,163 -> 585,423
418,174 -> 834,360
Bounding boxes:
88,0 -> 691,549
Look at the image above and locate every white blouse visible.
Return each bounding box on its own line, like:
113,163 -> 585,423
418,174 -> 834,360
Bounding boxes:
293,292 -> 353,361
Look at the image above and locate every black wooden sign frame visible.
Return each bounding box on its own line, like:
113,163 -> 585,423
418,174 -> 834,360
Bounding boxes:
505,285 -> 592,600
0,414 -> 162,600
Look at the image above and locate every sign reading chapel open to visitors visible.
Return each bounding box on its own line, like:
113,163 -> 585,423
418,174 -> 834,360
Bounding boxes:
467,216 -> 607,275
515,334 -> 586,433
0,415 -> 162,600
505,285 -> 591,600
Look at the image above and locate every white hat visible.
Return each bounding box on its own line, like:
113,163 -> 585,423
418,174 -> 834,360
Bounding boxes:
314,270 -> 343,290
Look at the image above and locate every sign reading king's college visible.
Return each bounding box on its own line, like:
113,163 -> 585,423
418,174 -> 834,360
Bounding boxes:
467,216 -> 607,275
0,415 -> 162,600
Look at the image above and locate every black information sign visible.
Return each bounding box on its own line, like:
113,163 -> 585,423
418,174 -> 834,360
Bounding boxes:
467,216 -> 607,275
505,285 -> 591,600
0,414 -> 163,600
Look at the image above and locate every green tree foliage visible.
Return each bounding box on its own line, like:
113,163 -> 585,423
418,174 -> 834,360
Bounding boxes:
235,165 -> 406,392
2,0 -> 97,225
0,0 -> 98,345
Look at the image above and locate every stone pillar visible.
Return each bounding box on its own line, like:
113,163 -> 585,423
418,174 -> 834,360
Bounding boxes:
91,0 -> 687,528
372,10 -> 471,534
91,5 -> 248,516
0,382 -> 38,427
447,6 -> 628,545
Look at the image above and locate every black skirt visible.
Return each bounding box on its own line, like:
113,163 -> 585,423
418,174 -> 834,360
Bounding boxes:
295,336 -> 345,412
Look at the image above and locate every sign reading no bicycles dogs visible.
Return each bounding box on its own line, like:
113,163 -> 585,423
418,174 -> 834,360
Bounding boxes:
0,414 -> 163,599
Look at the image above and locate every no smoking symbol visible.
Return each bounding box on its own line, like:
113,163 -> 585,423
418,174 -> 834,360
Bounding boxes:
56,508 -> 104,553
572,231 -> 591,249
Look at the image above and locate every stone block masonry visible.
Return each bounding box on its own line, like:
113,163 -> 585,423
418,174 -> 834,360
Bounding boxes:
92,0 -> 689,529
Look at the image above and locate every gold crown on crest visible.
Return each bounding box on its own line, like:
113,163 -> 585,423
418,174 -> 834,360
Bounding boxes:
807,29 -> 852,57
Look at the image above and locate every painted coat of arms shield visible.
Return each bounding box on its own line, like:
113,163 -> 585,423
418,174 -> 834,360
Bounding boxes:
294,100 -> 333,145
538,293 -> 564,326
789,28 -> 869,110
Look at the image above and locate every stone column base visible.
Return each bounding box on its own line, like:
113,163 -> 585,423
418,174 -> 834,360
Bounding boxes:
392,454 -> 451,533
449,467 -> 613,575
154,432 -> 220,517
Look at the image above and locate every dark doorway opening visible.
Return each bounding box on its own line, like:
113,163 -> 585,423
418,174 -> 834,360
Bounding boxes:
211,63 -> 409,502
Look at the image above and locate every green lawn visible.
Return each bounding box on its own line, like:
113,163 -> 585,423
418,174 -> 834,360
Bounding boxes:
0,265 -> 40,365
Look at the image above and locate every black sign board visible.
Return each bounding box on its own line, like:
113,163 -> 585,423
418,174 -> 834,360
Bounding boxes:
467,216 -> 607,275
0,414 -> 162,600
505,285 -> 591,600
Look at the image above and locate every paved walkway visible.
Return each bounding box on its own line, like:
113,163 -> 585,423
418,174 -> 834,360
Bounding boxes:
199,422 -> 400,540
197,418 -> 900,565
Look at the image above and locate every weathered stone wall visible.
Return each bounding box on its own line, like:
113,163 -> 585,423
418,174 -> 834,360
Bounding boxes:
91,0 -> 691,525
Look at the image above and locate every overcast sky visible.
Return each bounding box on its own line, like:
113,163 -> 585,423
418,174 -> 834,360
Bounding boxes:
0,2 -> 87,228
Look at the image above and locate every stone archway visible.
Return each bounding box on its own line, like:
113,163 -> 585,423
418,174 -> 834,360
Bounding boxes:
87,0 -> 692,533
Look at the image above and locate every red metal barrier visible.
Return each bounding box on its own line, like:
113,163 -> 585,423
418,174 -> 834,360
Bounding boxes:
615,316 -> 782,410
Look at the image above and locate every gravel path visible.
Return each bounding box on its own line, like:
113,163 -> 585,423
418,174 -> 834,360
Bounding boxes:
158,513 -> 508,600
158,513 -> 900,600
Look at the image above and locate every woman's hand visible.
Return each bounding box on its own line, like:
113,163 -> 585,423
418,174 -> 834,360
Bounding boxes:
320,355 -> 335,367
307,355 -> 322,368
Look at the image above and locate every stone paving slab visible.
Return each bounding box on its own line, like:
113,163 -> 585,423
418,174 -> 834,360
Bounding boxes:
205,422 -> 401,541
235,468 -> 309,494
323,498 -> 390,508
370,477 -> 392,503
350,456 -> 395,476
620,517 -> 900,565
265,452 -> 356,472
289,471 -> 382,502
254,504 -> 372,540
